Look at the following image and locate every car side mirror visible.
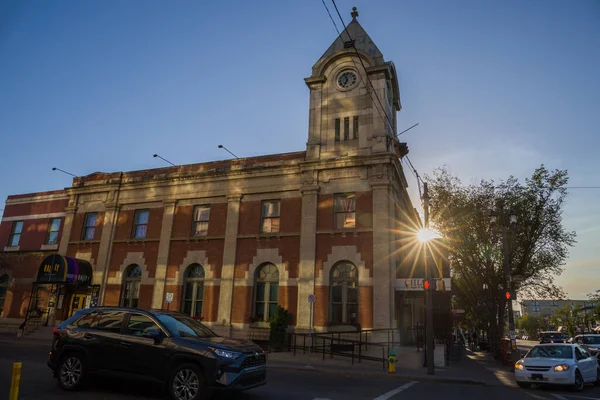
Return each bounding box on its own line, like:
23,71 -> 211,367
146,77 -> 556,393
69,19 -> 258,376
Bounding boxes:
142,327 -> 162,342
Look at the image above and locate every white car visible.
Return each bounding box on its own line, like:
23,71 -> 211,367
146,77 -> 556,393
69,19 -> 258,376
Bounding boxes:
515,344 -> 600,391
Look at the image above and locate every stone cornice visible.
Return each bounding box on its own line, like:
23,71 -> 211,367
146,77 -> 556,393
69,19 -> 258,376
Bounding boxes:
366,64 -> 391,79
304,75 -> 327,88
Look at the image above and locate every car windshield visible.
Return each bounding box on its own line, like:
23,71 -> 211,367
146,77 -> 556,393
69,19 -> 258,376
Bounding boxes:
527,345 -> 573,359
156,314 -> 217,338
583,336 -> 600,345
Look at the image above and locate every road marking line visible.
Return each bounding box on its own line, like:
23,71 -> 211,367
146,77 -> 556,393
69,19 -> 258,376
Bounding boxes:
558,395 -> 600,400
551,394 -> 569,400
524,392 -> 551,400
373,381 -> 418,400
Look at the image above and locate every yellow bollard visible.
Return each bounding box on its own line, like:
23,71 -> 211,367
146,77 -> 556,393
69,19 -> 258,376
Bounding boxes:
9,362 -> 22,400
388,350 -> 397,373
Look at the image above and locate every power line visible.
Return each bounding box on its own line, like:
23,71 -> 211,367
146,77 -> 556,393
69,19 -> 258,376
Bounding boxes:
404,155 -> 423,198
320,0 -> 340,33
329,1 -> 396,136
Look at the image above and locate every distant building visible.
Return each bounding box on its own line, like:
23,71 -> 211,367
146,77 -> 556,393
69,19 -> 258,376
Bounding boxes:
520,299 -> 596,318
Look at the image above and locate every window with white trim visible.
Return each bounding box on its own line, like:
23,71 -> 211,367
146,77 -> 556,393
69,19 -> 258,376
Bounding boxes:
181,264 -> 205,318
133,210 -> 149,239
46,218 -> 61,245
120,265 -> 142,308
253,263 -> 279,321
330,261 -> 359,325
191,206 -> 210,237
82,213 -> 97,241
260,200 -> 280,233
8,221 -> 23,247
334,193 -> 356,229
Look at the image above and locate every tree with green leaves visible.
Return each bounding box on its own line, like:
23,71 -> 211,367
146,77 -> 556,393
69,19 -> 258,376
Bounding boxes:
550,304 -> 583,337
427,165 -> 576,355
516,314 -> 547,338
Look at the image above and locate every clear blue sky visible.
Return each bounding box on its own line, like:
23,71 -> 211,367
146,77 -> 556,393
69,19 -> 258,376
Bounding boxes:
1,0 -> 598,298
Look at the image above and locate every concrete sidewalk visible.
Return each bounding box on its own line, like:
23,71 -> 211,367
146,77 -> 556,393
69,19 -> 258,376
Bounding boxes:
266,349 -> 515,387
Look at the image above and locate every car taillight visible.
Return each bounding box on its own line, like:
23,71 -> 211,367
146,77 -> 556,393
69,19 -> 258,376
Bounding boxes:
53,328 -> 59,335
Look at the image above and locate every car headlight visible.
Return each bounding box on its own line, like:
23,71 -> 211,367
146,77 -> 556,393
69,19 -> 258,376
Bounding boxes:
209,347 -> 241,360
554,364 -> 569,372
515,361 -> 525,370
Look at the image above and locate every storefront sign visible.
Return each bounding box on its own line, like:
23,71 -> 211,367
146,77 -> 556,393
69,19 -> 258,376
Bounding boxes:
396,278 -> 452,291
37,255 -> 93,286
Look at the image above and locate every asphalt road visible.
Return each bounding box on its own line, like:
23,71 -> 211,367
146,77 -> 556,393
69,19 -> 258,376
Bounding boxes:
2,340 -> 600,400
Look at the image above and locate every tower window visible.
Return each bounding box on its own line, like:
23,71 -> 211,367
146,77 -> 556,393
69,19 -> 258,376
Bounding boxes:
344,117 -> 350,140
353,116 -> 359,139
335,118 -> 340,142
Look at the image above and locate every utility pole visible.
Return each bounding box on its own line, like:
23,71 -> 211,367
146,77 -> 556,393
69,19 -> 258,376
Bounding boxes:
492,199 -> 518,370
422,183 -> 435,375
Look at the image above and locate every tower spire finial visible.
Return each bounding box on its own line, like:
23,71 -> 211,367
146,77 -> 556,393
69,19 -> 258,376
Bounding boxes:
351,6 -> 358,20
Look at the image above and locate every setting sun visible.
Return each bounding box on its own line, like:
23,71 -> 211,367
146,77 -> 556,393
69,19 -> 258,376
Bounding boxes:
417,228 -> 441,243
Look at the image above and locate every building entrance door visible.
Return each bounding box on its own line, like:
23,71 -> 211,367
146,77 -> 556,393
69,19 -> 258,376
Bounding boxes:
68,294 -> 87,318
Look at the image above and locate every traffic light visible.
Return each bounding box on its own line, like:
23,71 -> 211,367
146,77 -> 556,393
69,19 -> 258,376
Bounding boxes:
505,291 -> 511,300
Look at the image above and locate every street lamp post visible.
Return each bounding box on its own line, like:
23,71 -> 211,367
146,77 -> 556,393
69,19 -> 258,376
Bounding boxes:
491,199 -> 517,368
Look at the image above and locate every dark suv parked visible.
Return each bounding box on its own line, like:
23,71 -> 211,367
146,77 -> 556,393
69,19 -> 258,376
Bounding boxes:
47,307 -> 266,400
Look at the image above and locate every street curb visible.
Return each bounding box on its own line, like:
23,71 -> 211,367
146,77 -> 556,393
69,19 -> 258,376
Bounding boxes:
266,363 -> 488,387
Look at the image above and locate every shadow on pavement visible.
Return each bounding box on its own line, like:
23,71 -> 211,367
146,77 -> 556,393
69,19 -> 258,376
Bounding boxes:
82,376 -> 164,398
80,376 -> 267,400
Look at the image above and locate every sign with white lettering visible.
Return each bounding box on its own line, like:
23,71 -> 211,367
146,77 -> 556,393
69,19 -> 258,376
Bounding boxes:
165,292 -> 174,304
396,278 -> 452,291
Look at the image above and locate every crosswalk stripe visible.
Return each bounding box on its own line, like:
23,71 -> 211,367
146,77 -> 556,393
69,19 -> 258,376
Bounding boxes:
373,381 -> 418,400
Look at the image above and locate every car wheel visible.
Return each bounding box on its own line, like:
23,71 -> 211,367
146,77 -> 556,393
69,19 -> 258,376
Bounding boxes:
573,370 -> 584,392
57,353 -> 86,391
169,363 -> 207,400
517,382 -> 530,389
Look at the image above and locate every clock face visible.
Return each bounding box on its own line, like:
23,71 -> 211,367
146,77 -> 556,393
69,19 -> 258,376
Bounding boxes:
337,70 -> 358,89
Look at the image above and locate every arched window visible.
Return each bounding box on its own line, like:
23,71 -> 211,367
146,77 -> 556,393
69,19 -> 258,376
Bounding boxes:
330,261 -> 358,325
0,274 -> 8,316
181,264 -> 205,317
253,263 -> 279,321
120,265 -> 142,308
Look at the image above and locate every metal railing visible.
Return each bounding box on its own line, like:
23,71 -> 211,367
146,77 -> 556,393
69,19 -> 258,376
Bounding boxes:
291,332 -> 390,369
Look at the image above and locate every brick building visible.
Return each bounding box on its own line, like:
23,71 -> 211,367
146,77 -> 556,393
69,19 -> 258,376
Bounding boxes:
0,11 -> 449,339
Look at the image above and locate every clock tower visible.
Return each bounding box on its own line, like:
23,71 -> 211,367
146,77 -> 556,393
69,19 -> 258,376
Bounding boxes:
305,7 -> 402,161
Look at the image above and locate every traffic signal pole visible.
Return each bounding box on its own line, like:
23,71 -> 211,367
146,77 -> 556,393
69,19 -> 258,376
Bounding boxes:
422,183 -> 435,375
500,200 -> 517,370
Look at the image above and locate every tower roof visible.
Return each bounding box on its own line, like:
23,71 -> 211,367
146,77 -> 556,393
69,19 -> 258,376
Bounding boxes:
312,7 -> 384,74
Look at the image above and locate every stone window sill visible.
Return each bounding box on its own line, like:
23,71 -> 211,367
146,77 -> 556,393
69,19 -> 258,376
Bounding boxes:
41,244 -> 59,251
3,246 -> 19,252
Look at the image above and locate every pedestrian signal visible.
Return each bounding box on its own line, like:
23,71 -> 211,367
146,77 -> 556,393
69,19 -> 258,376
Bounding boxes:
505,291 -> 511,300
423,279 -> 430,290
